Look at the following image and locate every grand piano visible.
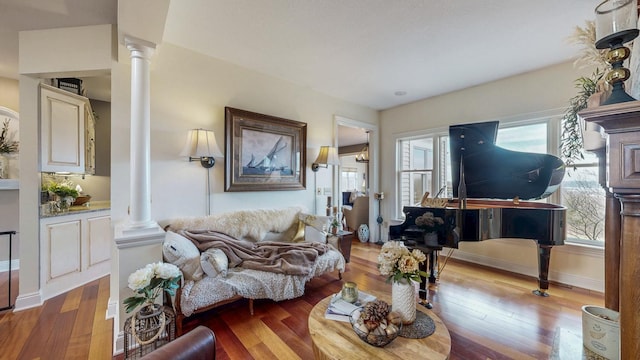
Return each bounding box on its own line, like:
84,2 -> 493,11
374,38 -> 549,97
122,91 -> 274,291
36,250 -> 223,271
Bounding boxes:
390,121 -> 566,297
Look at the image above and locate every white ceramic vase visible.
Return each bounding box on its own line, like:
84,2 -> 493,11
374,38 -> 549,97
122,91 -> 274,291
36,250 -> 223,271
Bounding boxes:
392,278 -> 416,325
357,224 -> 370,242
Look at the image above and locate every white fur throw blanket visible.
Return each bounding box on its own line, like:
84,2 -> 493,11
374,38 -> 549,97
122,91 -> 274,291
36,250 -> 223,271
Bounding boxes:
178,229 -> 330,276
168,207 -> 303,242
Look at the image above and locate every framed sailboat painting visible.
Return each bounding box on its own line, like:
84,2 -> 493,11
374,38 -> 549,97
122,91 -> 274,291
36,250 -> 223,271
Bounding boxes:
224,107 -> 307,192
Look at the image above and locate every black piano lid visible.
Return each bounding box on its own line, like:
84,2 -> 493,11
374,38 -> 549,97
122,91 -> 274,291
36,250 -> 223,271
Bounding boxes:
450,121 -> 565,201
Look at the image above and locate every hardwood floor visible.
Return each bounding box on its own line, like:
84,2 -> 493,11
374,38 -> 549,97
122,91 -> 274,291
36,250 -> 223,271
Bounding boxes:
0,274 -> 112,360
0,241 -> 603,359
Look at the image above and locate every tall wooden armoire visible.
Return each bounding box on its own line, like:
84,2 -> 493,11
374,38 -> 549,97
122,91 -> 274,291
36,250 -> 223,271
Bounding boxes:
579,101 -> 640,360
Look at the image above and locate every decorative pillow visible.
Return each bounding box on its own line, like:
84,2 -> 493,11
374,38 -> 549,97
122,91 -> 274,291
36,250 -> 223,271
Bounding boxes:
299,213 -> 333,243
291,220 -> 306,242
162,231 -> 204,281
299,213 -> 329,232
200,248 -> 229,277
305,225 -> 327,243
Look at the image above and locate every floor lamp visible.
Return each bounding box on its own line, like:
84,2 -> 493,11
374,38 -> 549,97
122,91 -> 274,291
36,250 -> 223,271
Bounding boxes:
311,146 -> 339,215
374,192 -> 384,244
181,129 -> 224,216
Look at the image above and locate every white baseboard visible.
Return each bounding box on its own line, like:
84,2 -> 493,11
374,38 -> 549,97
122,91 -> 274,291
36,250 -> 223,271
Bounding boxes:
113,330 -> 125,356
13,290 -> 42,311
0,259 -> 19,272
451,250 -> 537,276
449,250 -> 604,292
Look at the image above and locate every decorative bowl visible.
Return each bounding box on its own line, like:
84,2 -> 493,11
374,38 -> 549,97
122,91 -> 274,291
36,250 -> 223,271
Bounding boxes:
73,195 -> 91,206
349,308 -> 402,347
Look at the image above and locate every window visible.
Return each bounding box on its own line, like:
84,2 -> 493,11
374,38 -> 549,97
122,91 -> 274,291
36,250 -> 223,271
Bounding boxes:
559,151 -> 605,244
395,117 -> 605,246
341,167 -> 359,191
398,138 -> 434,208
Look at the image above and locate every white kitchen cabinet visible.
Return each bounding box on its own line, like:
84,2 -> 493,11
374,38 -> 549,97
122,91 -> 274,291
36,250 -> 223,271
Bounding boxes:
40,210 -> 111,300
40,84 -> 95,174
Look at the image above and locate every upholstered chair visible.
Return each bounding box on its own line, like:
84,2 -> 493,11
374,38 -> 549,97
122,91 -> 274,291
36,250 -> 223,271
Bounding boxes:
140,326 -> 216,359
342,196 -> 369,231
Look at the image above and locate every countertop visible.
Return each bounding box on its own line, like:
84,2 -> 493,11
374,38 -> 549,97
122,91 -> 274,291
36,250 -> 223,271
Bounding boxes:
41,200 -> 110,218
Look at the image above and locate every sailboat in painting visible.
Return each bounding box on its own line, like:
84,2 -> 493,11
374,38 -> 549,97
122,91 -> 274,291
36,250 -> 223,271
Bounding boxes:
243,136 -> 293,175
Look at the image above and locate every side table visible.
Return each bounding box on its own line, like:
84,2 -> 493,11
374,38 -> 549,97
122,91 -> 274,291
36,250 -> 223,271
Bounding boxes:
329,230 -> 353,262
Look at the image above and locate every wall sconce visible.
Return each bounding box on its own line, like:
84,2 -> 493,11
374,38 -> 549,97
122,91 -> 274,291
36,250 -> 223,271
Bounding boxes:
311,146 -> 339,214
180,129 -> 224,168
312,146 -> 339,171
180,129 -> 224,215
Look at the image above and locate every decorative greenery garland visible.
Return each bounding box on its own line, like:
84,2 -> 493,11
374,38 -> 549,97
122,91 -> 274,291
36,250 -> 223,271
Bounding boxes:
560,70 -> 603,167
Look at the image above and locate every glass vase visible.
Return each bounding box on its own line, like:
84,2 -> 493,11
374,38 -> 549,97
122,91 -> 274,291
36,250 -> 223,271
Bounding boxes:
392,278 -> 416,324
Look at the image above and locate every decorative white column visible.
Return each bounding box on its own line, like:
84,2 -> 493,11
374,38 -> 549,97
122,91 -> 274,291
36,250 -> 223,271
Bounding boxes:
111,36 -> 165,355
125,36 -> 156,230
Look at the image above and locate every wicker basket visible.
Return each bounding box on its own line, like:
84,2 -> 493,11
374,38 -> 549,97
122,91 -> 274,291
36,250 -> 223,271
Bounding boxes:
124,305 -> 176,359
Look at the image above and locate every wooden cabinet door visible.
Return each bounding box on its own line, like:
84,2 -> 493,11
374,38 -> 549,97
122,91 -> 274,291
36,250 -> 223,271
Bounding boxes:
45,220 -> 81,280
40,84 -> 86,173
87,215 -> 111,266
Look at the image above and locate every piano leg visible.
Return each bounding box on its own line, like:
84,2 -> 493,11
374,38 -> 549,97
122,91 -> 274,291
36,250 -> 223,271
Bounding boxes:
418,250 -> 434,309
532,244 -> 553,297
428,250 -> 438,283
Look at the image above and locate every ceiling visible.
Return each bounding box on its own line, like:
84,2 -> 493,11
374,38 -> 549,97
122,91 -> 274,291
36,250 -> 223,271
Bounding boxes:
1,1 -> 597,110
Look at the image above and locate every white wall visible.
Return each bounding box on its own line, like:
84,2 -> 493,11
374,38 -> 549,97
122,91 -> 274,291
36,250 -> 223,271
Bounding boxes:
16,25 -> 114,310
380,61 -> 605,292
110,43 -> 378,228
0,77 -> 19,267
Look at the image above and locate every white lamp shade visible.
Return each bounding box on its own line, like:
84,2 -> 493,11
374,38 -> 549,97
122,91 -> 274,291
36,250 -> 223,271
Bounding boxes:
180,129 -> 224,158
314,146 -> 340,167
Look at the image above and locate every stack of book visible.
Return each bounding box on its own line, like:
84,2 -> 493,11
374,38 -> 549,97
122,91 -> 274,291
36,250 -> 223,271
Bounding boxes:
324,291 -> 376,322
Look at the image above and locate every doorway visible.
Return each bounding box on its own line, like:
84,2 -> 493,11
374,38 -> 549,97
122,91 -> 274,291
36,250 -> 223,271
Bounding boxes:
334,116 -> 379,241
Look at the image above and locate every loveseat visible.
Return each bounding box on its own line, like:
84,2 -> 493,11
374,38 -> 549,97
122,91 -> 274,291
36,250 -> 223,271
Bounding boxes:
163,207 -> 345,335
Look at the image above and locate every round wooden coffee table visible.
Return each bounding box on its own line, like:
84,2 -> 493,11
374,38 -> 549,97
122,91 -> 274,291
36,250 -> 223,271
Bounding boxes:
308,290 -> 451,359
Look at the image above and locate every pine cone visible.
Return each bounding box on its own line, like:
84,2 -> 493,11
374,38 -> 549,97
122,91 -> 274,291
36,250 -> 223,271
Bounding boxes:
361,300 -> 391,330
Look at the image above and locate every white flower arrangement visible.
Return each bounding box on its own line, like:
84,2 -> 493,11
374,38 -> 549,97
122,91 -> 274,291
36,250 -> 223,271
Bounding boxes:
377,241 -> 428,284
124,262 -> 181,313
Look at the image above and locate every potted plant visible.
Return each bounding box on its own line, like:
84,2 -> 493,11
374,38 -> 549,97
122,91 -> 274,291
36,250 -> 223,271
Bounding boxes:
47,182 -> 79,212
0,119 -> 19,179
125,262 -> 181,346
330,216 -> 340,235
377,241 -> 428,324
561,21 -> 610,167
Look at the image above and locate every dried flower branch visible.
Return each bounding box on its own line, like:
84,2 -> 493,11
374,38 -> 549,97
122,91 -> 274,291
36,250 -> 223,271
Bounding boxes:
567,21 -> 609,70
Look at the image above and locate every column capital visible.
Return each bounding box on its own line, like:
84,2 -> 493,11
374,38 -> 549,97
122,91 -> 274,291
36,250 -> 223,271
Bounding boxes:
124,35 -> 156,59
